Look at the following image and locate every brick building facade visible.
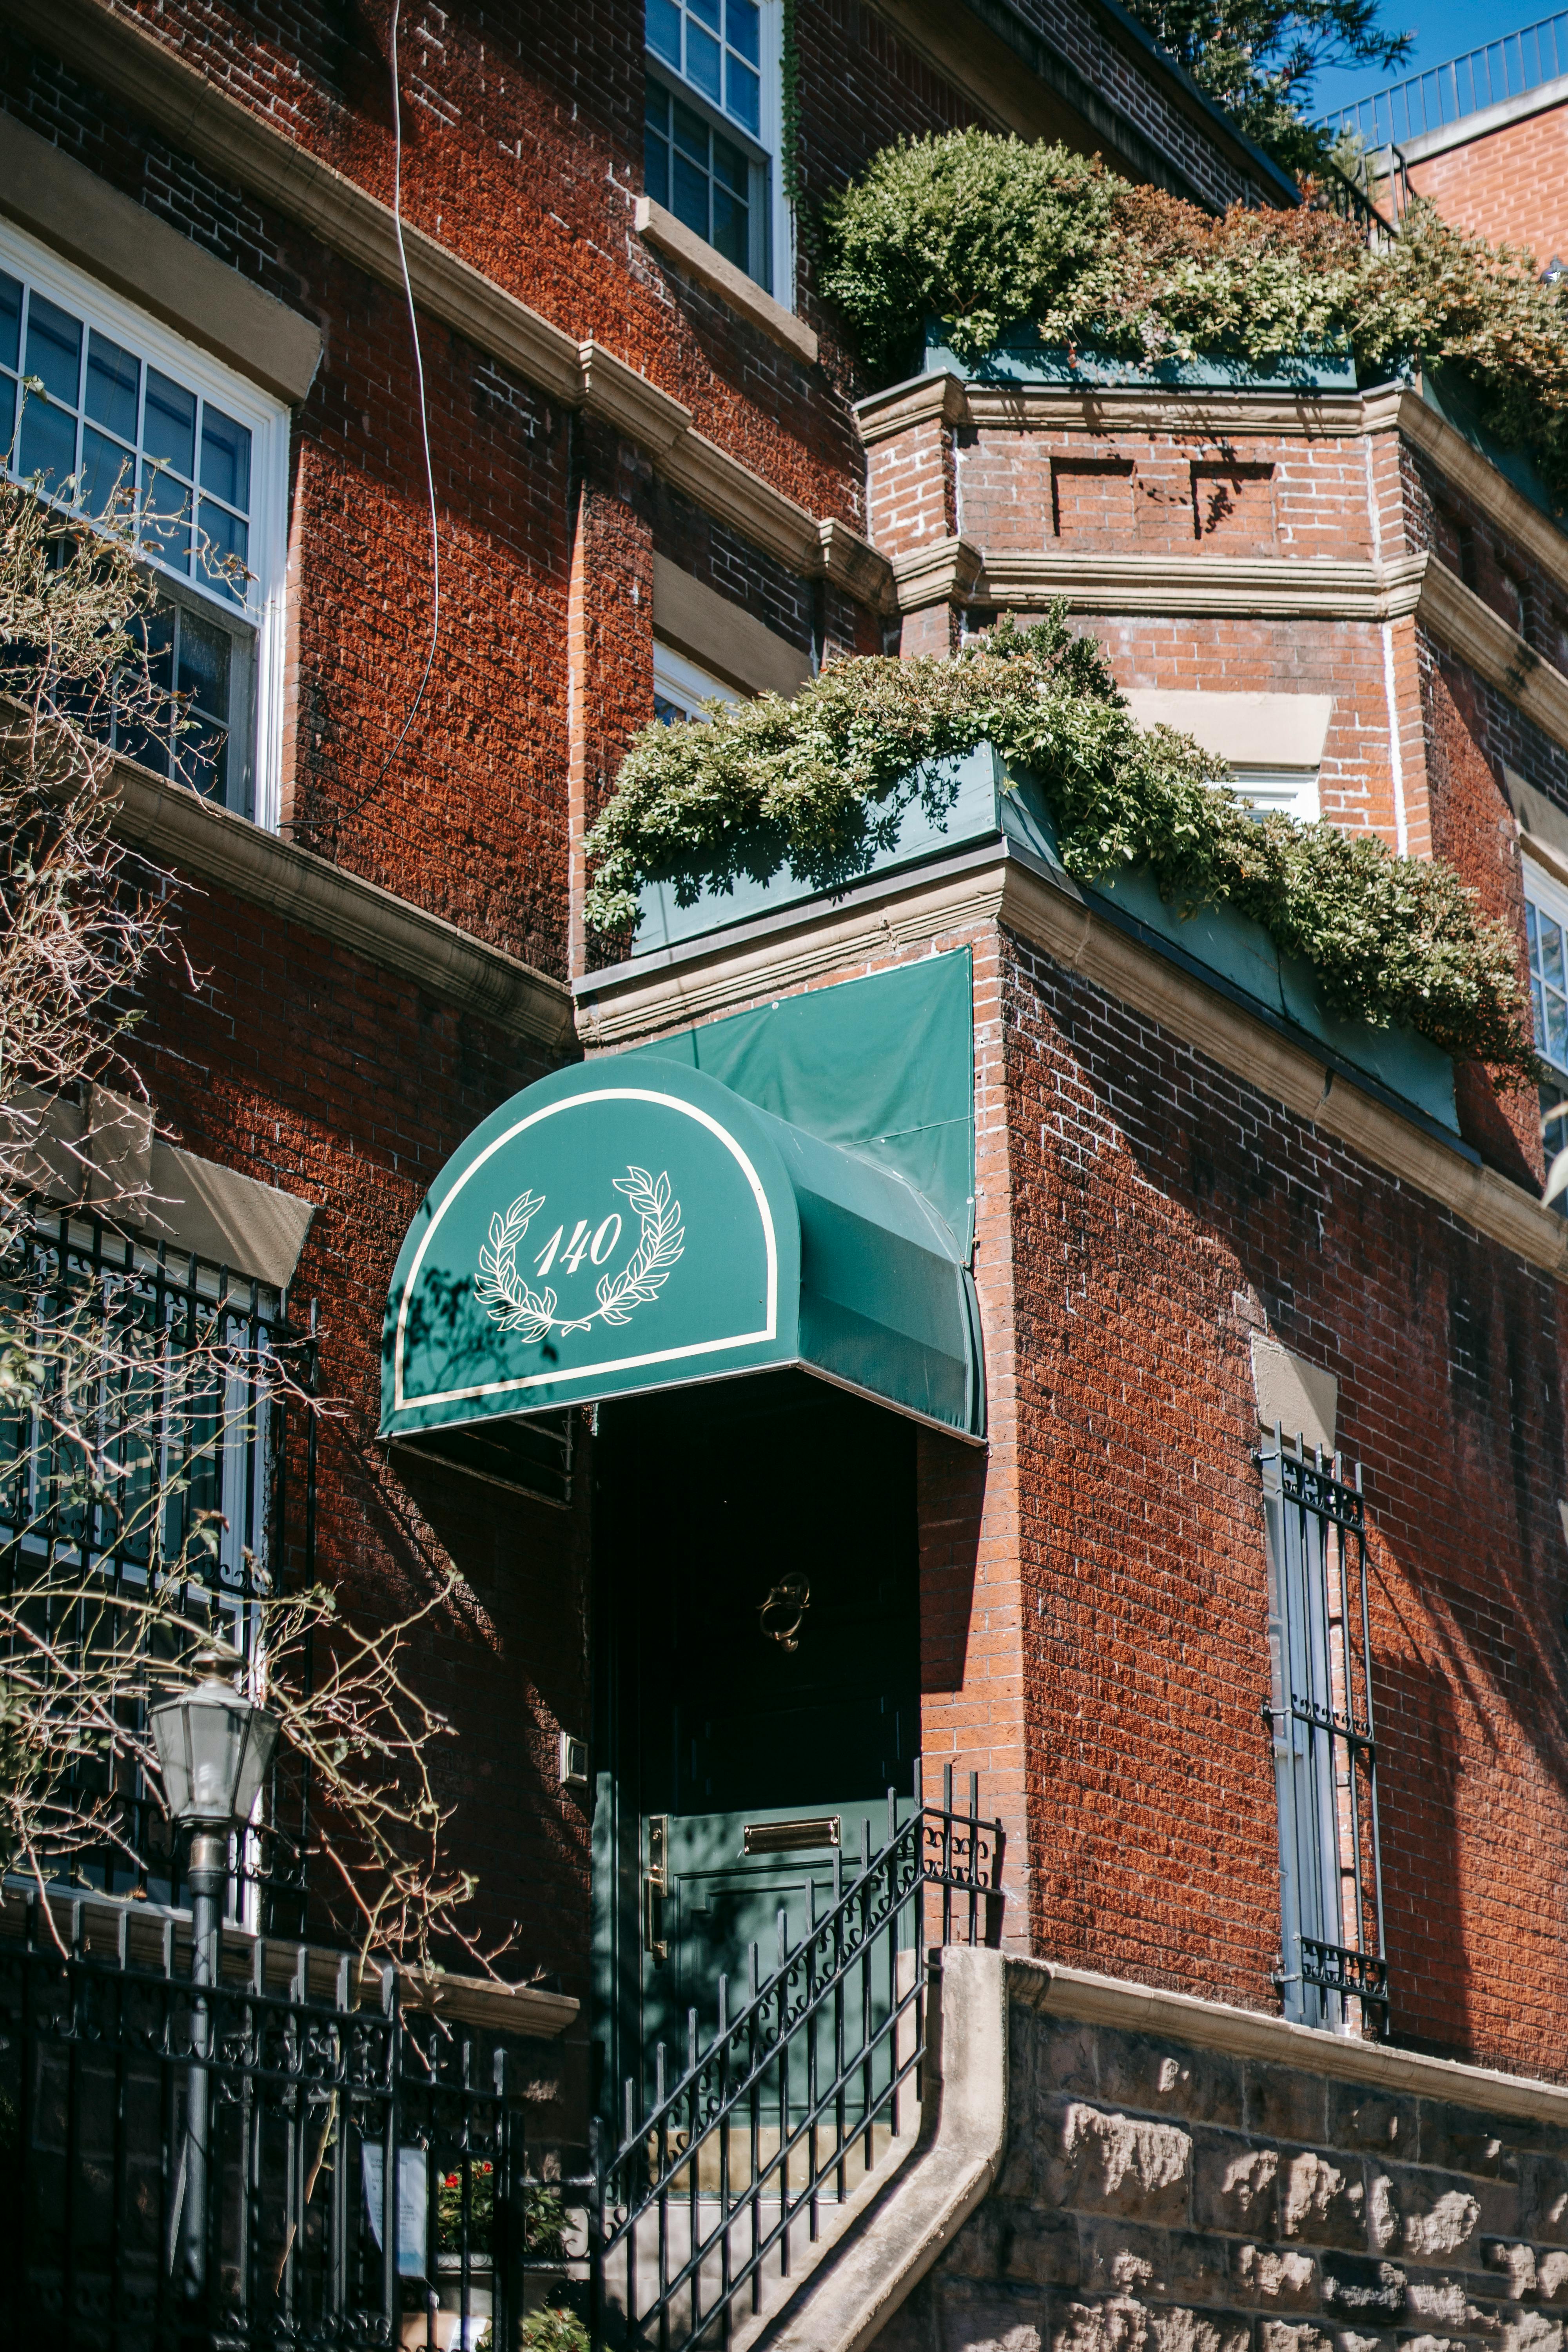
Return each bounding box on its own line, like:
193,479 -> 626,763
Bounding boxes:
11,0 -> 1568,2342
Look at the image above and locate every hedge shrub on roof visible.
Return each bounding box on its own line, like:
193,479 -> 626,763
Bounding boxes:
818,131 -> 1568,502
583,613 -> 1535,1082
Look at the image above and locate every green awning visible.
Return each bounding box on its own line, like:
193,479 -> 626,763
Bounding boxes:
381,1053 -> 984,1442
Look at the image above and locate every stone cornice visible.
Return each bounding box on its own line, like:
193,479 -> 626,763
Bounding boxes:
0,0 -> 893,606
1392,384 -> 1568,610
577,846 -> 1568,1286
111,762 -> 574,1047
931,544 -> 1432,620
891,535 -> 987,612
1022,1960 -> 1568,2123
1416,557 -> 1568,758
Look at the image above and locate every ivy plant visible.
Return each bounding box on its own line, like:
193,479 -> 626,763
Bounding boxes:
583,615 -> 1535,1080
817,131 -> 1568,502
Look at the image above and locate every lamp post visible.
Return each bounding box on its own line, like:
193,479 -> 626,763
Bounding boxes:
149,1650 -> 280,2327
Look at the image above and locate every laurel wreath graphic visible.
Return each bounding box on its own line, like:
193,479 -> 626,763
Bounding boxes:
474,1167 -> 684,1342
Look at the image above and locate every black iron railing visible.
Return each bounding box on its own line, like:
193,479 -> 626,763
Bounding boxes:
591,1766 -> 1003,2352
1259,1429 -> 1390,2035
0,1883 -> 572,2351
0,1208 -> 318,1929
1322,11 -> 1568,151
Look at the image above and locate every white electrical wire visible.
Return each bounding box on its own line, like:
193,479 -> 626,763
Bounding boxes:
338,0 -> 441,823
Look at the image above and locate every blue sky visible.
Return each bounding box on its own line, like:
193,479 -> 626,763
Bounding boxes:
1310,2 -> 1536,125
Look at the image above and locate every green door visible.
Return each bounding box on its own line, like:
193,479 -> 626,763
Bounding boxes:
592,1373 -> 920,2137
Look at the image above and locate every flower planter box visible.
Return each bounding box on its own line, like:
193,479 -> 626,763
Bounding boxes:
633,740 -> 1458,1134
921,318 -> 1358,392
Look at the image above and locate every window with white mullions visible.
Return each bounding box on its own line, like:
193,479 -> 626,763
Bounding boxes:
0,222 -> 289,828
1524,860 -> 1568,1214
645,84 -> 756,277
647,0 -> 762,136
1260,1430 -> 1390,2037
643,0 -> 784,295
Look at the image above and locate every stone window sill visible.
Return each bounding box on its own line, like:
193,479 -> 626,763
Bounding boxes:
635,197 -> 818,366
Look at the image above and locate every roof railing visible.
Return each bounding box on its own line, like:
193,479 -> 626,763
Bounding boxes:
1319,9 -> 1568,150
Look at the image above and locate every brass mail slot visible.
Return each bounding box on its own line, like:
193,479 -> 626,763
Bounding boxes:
743,1816 -> 841,1855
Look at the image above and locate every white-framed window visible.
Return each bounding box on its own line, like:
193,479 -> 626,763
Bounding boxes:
0,220 -> 290,830
654,640 -> 743,723
1524,855 -> 1568,1217
644,0 -> 789,299
1526,856 -> 1568,1079
1227,766 -> 1321,823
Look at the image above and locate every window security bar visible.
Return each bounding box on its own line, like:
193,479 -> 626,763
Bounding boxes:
0,1207 -> 318,1929
1259,1426 -> 1390,2036
590,1764 -> 1005,2352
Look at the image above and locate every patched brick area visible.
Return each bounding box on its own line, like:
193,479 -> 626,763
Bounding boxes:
880,1996 -> 1568,2352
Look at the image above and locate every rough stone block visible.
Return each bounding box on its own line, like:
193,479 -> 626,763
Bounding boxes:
1522,2161 -> 1568,2247
1483,2243 -> 1537,2299
1501,2318 -> 1567,2352
1194,2134 -> 1280,2236
1232,2245 -> 1319,2309
1039,2022 -> 1101,2100
1328,2088 -> 1419,2161
1080,2222 -> 1179,2299
1419,2109 -> 1529,2181
1278,2151 -> 1369,2250
1404,2271 -> 1507,2332
946,2207 -> 1081,2290
1054,2104 -> 1194,2223
936,2279 -> 1049,2352
1383,2167 -> 1516,2258
1098,2035 -> 1242,2128
1248,2068 -> 1331,2148
1320,2256 -> 1408,2322
1537,2254 -> 1568,2303
1259,2319 -> 1335,2352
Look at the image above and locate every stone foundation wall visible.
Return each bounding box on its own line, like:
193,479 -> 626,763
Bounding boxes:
882,1974 -> 1568,2352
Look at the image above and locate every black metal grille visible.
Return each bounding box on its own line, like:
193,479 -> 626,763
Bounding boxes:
0,1884 -> 568,2351
0,1208 -> 318,1928
1260,1428 -> 1390,2034
590,1765 -> 1004,2352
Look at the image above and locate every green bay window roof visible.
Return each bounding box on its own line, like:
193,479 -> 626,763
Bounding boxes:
381,1052 -> 985,1443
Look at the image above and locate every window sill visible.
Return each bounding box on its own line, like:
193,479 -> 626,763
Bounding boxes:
635,197 -> 818,366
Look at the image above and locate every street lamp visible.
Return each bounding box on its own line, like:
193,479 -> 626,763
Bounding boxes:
149,1650 -> 280,2320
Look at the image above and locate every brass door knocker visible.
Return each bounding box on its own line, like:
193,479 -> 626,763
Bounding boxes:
758,1577 -> 810,1652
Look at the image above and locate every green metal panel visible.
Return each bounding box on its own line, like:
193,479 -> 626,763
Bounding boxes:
638,950 -> 976,1251
381,1054 -> 984,1440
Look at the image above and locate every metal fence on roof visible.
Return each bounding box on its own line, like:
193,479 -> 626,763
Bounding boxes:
1320,11 -> 1568,151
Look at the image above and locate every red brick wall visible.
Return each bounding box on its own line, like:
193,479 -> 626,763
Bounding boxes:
129,874 -> 593,1985
1403,97 -> 1568,265
1000,918 -> 1568,2078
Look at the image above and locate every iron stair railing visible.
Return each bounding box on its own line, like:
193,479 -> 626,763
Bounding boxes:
590,1765 -> 1004,2352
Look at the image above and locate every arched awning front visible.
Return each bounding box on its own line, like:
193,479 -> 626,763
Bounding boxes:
381,1055 -> 984,1443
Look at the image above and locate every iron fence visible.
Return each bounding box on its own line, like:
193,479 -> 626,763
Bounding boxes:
0,1207 -> 318,1930
0,1882 -> 574,2351
1322,11 -> 1568,152
590,1765 -> 1004,2352
1259,1428 -> 1390,2036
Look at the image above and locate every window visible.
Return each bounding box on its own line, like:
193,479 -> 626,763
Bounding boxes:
1227,766 -> 1321,823
1260,1432 -> 1389,2036
644,0 -> 784,294
1525,858 -> 1568,1209
647,0 -> 762,136
654,640 -> 742,724
0,223 -> 289,828
0,1209 -> 311,1925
